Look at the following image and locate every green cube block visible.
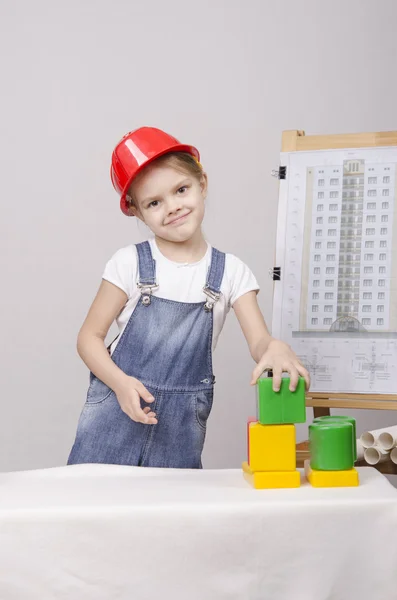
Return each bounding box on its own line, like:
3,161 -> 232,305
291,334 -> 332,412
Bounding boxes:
257,376 -> 306,425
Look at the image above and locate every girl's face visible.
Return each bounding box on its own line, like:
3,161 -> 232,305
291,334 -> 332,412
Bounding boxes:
130,164 -> 207,243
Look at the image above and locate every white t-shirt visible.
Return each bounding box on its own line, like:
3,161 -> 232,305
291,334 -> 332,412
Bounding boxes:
102,238 -> 260,354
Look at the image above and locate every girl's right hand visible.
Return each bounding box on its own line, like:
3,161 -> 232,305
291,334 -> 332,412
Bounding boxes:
115,376 -> 157,425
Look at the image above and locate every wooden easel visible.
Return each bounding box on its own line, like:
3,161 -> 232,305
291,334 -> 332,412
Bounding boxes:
279,130 -> 397,475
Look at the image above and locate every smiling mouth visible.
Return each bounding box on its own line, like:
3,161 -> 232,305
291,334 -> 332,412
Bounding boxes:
167,211 -> 191,226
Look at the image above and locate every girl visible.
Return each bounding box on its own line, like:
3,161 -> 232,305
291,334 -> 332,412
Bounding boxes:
67,126 -> 310,468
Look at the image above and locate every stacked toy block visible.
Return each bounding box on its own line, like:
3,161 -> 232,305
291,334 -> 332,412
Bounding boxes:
305,415 -> 359,487
242,376 -> 306,489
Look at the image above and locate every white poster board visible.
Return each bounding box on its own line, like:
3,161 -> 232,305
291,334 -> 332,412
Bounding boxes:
272,146 -> 397,394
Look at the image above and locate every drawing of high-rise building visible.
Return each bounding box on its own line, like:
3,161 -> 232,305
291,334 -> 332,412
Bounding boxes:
303,160 -> 395,332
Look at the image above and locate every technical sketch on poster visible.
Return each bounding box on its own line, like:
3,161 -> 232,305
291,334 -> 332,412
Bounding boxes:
271,146 -> 397,393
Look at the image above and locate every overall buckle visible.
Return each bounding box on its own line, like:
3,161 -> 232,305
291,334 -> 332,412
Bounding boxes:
203,286 -> 221,312
137,283 -> 159,306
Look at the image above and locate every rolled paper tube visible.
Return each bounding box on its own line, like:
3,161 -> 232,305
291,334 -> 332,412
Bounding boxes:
313,416 -> 357,461
356,439 -> 365,461
309,422 -> 354,471
391,447 -> 397,465
360,426 -> 397,449
364,446 -> 390,465
377,425 -> 397,451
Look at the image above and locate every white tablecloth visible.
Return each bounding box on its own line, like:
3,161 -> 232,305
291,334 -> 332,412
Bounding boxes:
1,464 -> 397,600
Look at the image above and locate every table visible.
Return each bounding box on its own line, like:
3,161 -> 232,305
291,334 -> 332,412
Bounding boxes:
1,464 -> 397,600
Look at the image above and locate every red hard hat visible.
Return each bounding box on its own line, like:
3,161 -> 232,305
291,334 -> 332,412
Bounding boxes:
110,126 -> 200,216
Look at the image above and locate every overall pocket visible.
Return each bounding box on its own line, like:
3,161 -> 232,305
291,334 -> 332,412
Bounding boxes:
195,389 -> 214,431
86,373 -> 113,405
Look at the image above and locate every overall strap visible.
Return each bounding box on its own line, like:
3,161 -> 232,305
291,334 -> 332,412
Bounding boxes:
136,241 -> 158,305
203,248 -> 226,311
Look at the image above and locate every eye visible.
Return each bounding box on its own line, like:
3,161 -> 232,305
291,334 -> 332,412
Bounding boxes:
148,200 -> 160,208
177,186 -> 187,194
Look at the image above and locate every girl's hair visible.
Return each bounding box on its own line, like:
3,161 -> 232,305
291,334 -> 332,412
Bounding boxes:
126,151 -> 204,212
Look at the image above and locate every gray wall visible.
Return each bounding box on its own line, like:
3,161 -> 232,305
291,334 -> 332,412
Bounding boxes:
1,0 -> 397,472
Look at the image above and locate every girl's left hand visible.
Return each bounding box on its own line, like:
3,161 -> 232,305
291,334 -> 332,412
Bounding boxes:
250,339 -> 310,392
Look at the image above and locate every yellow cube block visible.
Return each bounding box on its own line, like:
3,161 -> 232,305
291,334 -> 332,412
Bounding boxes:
249,422 -> 296,471
242,461 -> 300,489
304,460 -> 359,487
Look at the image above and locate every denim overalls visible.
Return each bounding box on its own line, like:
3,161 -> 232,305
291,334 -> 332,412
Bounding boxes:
67,241 -> 226,468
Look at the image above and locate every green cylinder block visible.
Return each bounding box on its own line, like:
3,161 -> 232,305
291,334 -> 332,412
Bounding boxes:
309,422 -> 354,471
313,416 -> 357,461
